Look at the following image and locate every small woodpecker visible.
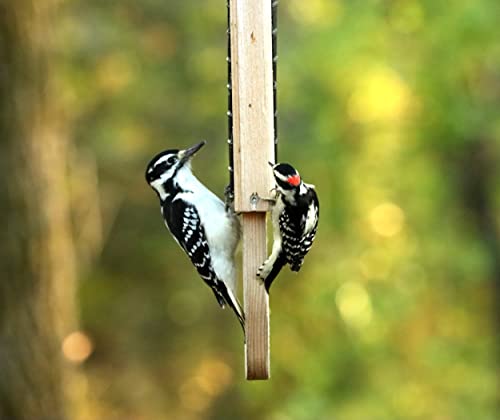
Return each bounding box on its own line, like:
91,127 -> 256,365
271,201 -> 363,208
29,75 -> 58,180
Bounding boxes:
257,162 -> 319,292
145,141 -> 244,330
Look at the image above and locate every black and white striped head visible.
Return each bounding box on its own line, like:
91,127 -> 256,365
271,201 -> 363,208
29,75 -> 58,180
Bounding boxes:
146,141 -> 205,196
269,162 -> 302,193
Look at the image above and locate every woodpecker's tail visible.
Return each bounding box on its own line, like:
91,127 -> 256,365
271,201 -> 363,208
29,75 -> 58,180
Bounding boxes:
263,253 -> 287,293
290,260 -> 303,272
216,283 -> 245,332
212,288 -> 227,308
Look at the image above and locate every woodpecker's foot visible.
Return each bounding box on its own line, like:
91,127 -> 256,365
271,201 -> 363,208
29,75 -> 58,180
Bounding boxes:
256,259 -> 272,282
270,187 -> 280,199
260,188 -> 278,205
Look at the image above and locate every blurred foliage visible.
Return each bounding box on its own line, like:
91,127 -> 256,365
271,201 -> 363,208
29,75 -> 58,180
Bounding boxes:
55,0 -> 500,419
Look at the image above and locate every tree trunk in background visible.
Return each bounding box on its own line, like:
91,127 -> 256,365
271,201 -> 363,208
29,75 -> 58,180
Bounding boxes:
451,139 -> 500,410
455,140 -> 500,322
0,1 -> 77,419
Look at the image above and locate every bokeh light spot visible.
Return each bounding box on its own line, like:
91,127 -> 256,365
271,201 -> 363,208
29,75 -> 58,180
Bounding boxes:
289,0 -> 342,26
369,202 -> 405,237
348,66 -> 410,123
336,281 -> 373,328
195,358 -> 233,397
178,358 -> 233,413
62,331 -> 94,364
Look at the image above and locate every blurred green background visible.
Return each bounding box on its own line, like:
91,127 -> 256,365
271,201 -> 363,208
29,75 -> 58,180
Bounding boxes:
51,0 -> 500,418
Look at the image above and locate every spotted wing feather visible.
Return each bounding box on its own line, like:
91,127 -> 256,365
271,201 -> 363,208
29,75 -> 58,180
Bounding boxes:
279,188 -> 319,272
163,199 -> 226,307
292,205 -> 318,271
279,211 -> 303,268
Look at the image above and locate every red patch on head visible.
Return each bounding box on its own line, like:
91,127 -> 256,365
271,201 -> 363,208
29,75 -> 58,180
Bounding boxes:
287,174 -> 301,186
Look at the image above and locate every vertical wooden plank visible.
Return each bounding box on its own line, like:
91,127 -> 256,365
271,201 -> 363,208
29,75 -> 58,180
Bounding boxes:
230,0 -> 275,213
229,0 -> 273,379
242,213 -> 270,379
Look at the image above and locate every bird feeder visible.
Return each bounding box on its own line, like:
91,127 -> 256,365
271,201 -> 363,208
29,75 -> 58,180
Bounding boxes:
227,0 -> 277,380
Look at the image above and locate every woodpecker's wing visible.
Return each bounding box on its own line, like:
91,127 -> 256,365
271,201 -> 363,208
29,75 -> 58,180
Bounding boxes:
292,197 -> 319,271
279,210 -> 303,269
164,199 -> 220,294
280,188 -> 319,271
162,198 -> 245,328
297,188 -> 319,264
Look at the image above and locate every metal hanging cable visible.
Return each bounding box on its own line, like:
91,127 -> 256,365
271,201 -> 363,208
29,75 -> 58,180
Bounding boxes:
272,0 -> 278,160
226,0 -> 234,201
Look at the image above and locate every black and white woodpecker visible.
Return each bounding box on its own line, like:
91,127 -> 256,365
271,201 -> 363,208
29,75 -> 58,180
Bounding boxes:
257,162 -> 319,292
145,141 -> 244,330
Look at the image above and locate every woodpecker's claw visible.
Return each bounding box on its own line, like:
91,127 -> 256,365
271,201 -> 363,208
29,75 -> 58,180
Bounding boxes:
256,261 -> 269,282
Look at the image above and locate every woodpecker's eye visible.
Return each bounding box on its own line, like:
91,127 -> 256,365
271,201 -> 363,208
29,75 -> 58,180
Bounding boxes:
167,156 -> 176,165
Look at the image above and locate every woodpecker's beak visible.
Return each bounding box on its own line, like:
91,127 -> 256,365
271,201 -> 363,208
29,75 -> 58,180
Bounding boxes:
268,161 -> 275,168
180,141 -> 206,164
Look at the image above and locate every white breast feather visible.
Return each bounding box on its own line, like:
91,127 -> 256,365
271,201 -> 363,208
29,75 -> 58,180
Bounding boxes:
175,167 -> 240,292
304,201 -> 317,234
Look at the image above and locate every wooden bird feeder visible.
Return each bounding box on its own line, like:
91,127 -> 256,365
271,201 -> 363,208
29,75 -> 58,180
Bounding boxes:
229,0 -> 275,380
